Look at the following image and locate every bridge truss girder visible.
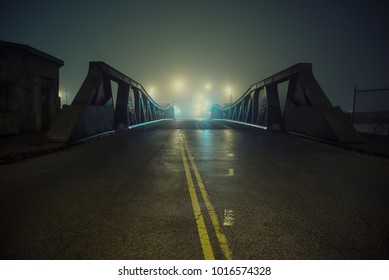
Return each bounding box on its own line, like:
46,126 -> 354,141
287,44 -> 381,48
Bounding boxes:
211,63 -> 363,143
47,62 -> 174,142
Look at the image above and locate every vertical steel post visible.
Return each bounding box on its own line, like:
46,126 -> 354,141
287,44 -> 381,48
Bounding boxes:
132,87 -> 140,125
114,82 -> 130,128
265,83 -> 283,130
252,88 -> 260,124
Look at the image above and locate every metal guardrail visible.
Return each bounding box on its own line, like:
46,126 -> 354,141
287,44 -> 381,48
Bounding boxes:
351,86 -> 389,136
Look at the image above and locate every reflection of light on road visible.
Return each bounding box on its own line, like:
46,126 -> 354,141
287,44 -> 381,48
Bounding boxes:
201,130 -> 211,146
228,168 -> 234,176
178,137 -> 214,260
179,134 -> 232,260
224,129 -> 233,139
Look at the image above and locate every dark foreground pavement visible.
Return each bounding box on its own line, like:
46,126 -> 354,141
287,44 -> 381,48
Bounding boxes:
0,119 -> 388,259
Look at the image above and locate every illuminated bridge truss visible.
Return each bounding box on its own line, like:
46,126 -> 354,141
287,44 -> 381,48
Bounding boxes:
211,63 -> 363,143
48,62 -> 174,142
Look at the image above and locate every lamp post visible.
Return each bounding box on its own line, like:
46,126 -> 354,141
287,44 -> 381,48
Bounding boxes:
352,85 -> 357,124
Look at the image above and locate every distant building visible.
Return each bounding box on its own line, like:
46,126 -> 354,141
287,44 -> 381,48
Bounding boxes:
0,40 -> 63,136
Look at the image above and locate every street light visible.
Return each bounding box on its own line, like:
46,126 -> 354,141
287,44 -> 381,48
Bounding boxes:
173,79 -> 185,92
204,83 -> 212,90
226,86 -> 232,104
148,86 -> 156,99
59,86 -> 68,107
197,93 -> 204,100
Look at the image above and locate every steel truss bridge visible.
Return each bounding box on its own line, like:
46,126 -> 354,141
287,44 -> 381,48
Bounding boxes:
48,62 -> 361,143
48,61 -> 174,142
211,63 -> 362,143
3,62 -> 388,261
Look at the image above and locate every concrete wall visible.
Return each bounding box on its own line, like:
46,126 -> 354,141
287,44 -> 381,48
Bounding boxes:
0,41 -> 63,136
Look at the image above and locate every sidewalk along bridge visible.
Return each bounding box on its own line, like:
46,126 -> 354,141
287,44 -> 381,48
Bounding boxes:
47,61 -> 174,142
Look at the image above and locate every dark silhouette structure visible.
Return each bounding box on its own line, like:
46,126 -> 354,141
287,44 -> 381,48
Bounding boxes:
0,40 -> 63,136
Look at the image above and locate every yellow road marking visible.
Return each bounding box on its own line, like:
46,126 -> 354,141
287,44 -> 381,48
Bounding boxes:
181,135 -> 233,260
179,140 -> 215,260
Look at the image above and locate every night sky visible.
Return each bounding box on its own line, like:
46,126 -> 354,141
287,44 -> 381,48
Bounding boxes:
1,0 -> 388,112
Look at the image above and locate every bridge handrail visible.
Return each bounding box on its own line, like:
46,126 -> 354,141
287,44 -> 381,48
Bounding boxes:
90,61 -> 173,110
215,63 -> 309,111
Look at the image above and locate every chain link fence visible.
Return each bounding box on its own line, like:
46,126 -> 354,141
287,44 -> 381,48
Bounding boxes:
351,87 -> 389,136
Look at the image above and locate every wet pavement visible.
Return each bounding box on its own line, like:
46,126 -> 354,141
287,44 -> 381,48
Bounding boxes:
0,119 -> 388,259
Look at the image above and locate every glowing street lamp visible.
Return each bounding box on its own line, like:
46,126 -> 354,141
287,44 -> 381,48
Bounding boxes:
59,86 -> 68,107
173,79 -> 185,92
226,86 -> 232,104
148,86 -> 156,98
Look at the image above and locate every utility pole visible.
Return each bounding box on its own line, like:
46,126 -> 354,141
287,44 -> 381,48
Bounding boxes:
65,86 -> 68,105
352,85 -> 357,124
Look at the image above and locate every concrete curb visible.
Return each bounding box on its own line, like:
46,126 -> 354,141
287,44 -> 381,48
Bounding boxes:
0,143 -> 69,164
288,132 -> 389,159
213,119 -> 389,159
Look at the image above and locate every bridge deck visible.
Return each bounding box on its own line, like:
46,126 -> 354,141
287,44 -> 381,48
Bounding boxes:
0,120 -> 388,259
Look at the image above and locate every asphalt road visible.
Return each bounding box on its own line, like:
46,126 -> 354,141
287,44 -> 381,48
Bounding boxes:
0,119 -> 388,259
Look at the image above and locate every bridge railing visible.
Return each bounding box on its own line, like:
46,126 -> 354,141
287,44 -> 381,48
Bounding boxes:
47,61 -> 174,142
211,63 -> 363,143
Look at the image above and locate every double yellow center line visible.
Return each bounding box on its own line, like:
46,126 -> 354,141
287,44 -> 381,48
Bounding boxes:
178,134 -> 232,260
